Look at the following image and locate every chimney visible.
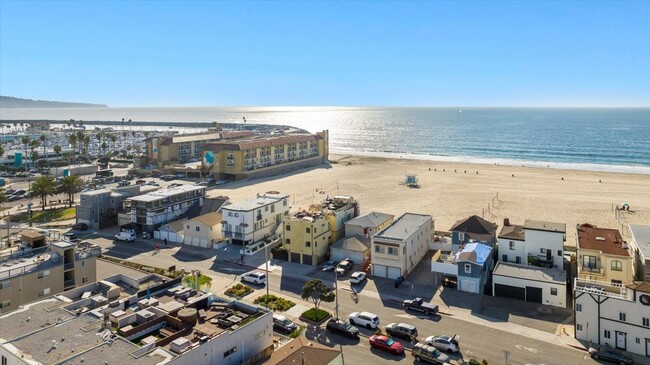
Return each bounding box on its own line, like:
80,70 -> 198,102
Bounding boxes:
503,218 -> 510,227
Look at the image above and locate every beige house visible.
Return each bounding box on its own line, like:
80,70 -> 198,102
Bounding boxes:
577,224 -> 634,284
183,212 -> 223,249
0,241 -> 100,314
283,210 -> 331,266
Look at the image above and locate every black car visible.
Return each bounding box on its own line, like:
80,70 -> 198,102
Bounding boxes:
385,322 -> 418,341
336,259 -> 353,276
588,346 -> 633,365
326,318 -> 360,338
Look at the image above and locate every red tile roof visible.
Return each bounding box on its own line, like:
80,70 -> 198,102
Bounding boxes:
577,224 -> 629,257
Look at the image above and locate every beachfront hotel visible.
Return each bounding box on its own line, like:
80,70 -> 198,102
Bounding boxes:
146,130 -> 255,166
201,130 -> 329,181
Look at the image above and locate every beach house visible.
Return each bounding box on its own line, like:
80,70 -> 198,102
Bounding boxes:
455,242 -> 494,294
498,219 -> 566,269
492,261 -> 566,307
344,211 -> 394,238
628,224 -> 650,282
182,212 -> 223,249
371,213 -> 433,279
574,279 -> 650,356
221,192 -> 290,254
282,209 -> 331,266
449,215 -> 498,252
577,224 -> 633,284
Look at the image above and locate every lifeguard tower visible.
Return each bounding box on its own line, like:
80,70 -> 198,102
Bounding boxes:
405,174 -> 419,188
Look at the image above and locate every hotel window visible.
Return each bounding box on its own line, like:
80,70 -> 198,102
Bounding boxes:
285,239 -> 291,244
286,225 -> 291,231
306,228 -> 310,233
576,303 -> 582,312
643,318 -> 649,327
576,324 -> 583,331
305,241 -> 311,247
0,281 -> 10,290
551,288 -> 558,296
604,330 -> 611,339
619,312 -> 626,322
509,241 -> 515,250
611,260 -> 623,271
464,264 -> 471,274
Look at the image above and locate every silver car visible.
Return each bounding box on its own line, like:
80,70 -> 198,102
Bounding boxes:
424,334 -> 460,353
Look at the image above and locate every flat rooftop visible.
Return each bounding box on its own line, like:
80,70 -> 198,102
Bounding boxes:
128,185 -> 205,202
493,261 -> 566,284
374,213 -> 431,241
524,220 -> 566,233
224,193 -> 288,211
346,211 -> 394,228
629,224 -> 650,258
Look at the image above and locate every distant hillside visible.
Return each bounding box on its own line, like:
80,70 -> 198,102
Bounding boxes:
0,96 -> 107,108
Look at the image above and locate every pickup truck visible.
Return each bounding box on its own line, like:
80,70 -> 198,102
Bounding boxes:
403,297 -> 439,315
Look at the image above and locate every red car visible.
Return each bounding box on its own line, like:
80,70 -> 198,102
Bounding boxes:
369,335 -> 404,355
135,179 -> 146,185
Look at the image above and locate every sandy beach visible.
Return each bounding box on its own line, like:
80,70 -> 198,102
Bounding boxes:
212,154 -> 650,245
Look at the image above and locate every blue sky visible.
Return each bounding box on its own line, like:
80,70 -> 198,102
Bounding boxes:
1,1 -> 649,107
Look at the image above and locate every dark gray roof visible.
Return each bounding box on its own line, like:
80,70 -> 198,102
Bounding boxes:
375,213 -> 431,241
331,235 -> 371,252
200,196 -> 230,216
449,215 -> 497,235
346,212 -> 394,229
499,224 -> 525,241
523,220 -> 566,233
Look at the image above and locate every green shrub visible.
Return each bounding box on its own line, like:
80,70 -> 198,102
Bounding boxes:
253,294 -> 296,311
300,308 -> 330,322
225,283 -> 253,297
288,326 -> 303,338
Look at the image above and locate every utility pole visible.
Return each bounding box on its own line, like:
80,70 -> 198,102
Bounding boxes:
334,268 -> 339,319
265,243 -> 269,309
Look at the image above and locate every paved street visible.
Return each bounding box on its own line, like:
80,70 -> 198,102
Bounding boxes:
85,236 -> 601,365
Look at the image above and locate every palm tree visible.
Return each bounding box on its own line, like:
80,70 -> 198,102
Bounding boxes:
57,175 -> 84,207
109,134 -> 117,149
39,134 -> 47,166
82,134 -> 90,156
29,140 -> 40,169
53,144 -> 62,176
20,136 -> 31,167
68,134 -> 77,163
101,141 -> 108,156
0,144 -> 4,160
30,150 -> 39,168
30,176 -> 57,211
143,131 -> 150,138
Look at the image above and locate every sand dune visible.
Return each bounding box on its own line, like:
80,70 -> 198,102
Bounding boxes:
211,154 -> 650,246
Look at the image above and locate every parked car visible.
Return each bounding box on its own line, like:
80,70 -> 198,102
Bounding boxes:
13,189 -> 26,196
423,335 -> 460,353
272,314 -> 298,334
403,297 -> 439,315
114,231 -> 136,242
326,318 -> 359,338
118,180 -> 131,187
385,322 -> 418,341
161,175 -> 176,181
588,345 -> 633,364
411,342 -> 450,364
241,271 -> 267,285
3,189 -> 15,195
350,272 -> 367,284
336,259 -> 353,276
322,260 -> 339,272
369,335 -> 404,355
145,181 -> 160,186
135,179 -> 146,185
72,223 -> 88,231
63,232 -> 79,242
348,311 -> 380,329
8,195 -> 23,201
194,181 -> 208,186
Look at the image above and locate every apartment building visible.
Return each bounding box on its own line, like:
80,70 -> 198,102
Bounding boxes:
0,273 -> 274,365
122,185 -> 206,234
498,219 -> 566,269
221,192 -> 291,254
283,210 -> 331,266
0,241 -> 100,314
577,223 -> 633,284
574,279 -> 650,357
344,211 -> 394,238
76,185 -> 143,230
147,130 -> 254,166
629,224 -> 650,282
372,213 -> 433,279
202,131 -> 329,181
317,195 -> 359,244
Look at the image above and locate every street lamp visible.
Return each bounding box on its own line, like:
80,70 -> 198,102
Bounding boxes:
333,268 -> 339,319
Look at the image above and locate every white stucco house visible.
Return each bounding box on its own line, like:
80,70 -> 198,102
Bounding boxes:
221,192 -> 290,254
492,261 -> 566,307
574,279 -> 650,357
498,219 -> 566,269
371,213 -> 433,279
629,224 -> 650,282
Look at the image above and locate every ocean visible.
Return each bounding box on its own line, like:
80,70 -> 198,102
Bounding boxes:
1,106 -> 649,174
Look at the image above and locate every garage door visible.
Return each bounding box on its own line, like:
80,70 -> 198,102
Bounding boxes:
373,264 -> 387,278
290,252 -> 301,263
526,286 -> 543,303
303,254 -> 313,266
331,249 -> 347,263
331,250 -> 363,264
459,278 -> 478,293
387,267 -> 401,280
494,283 -> 525,300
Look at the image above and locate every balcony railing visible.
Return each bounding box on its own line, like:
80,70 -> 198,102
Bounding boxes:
581,266 -> 603,274
64,262 -> 74,271
64,279 -> 75,289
